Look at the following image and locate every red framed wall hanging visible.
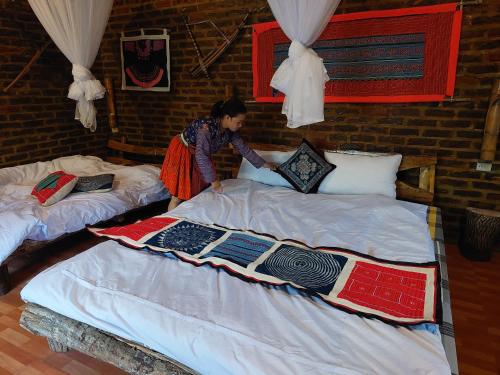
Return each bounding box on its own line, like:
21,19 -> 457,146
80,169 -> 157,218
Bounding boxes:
253,3 -> 462,103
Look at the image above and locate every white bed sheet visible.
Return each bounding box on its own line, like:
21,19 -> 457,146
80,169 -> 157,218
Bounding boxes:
0,155 -> 168,263
21,179 -> 450,374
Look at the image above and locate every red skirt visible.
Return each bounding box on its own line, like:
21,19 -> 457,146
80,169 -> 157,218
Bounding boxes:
160,135 -> 209,201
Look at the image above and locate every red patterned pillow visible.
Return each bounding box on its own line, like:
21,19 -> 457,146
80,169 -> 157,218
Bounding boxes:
31,171 -> 77,206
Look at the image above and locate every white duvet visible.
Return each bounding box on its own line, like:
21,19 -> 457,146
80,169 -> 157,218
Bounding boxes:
21,179 -> 450,374
0,155 -> 168,264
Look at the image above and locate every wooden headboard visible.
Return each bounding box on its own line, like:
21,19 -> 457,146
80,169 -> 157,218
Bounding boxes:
231,143 -> 436,206
106,139 -> 167,168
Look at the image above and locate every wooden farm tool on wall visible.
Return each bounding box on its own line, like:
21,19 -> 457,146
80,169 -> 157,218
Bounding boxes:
3,41 -> 51,93
480,79 -> 500,162
183,10 -> 254,79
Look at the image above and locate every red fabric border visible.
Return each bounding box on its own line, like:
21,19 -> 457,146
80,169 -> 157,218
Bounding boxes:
253,3 -> 462,103
446,9 -> 462,96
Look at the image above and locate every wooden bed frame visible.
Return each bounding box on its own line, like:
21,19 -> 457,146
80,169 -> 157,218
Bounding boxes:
232,142 -> 436,206
18,144 -> 438,374
0,138 -> 169,296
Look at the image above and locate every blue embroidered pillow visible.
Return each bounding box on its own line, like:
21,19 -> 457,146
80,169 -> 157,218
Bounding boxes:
277,140 -> 335,194
73,174 -> 115,193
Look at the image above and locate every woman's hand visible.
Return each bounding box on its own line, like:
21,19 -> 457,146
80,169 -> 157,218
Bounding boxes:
263,162 -> 278,171
211,180 -> 223,193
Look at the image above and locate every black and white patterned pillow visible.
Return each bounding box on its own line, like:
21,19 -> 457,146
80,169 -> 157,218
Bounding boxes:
277,140 -> 335,194
73,174 -> 115,193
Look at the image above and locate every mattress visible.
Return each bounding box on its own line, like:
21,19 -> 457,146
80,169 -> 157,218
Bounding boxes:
21,179 -> 453,374
0,155 -> 169,263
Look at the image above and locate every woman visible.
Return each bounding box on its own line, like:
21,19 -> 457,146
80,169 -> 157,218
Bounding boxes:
160,96 -> 275,211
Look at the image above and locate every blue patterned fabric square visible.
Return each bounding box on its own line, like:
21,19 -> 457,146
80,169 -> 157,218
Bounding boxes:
277,139 -> 335,193
255,244 -> 347,295
201,233 -> 274,267
145,221 -> 226,255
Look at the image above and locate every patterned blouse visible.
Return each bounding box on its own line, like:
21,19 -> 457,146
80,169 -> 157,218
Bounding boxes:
182,117 -> 265,183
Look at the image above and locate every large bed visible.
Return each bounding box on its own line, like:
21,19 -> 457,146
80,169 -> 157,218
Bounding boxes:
18,148 -> 458,374
0,153 -> 169,294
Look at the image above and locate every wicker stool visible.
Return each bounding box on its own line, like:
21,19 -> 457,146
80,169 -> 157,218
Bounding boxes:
459,207 -> 500,261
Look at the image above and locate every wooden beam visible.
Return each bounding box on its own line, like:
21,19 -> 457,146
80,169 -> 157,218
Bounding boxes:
20,303 -> 197,375
0,264 -> 10,296
107,139 -> 167,157
398,155 -> 437,171
396,181 -> 434,206
3,41 -> 51,93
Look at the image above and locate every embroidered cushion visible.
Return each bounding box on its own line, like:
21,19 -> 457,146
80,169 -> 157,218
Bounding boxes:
73,174 -> 115,193
31,171 -> 77,206
318,151 -> 402,198
237,150 -> 296,188
277,140 -> 334,194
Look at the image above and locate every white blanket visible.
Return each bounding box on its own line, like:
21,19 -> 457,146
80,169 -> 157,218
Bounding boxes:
21,179 -> 450,374
0,155 -> 168,264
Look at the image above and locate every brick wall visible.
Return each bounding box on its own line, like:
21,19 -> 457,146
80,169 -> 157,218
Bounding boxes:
2,0 -> 499,243
94,0 -> 499,242
0,0 -> 108,168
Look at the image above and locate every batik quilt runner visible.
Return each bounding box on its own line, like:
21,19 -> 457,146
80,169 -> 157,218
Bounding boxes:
90,216 -> 441,325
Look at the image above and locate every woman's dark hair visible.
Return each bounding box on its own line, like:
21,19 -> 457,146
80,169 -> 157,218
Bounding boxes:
210,96 -> 247,118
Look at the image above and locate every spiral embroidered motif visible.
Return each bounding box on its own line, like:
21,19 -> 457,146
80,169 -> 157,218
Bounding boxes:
260,245 -> 347,293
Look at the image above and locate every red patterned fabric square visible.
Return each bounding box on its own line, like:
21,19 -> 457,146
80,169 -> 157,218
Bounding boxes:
337,261 -> 429,319
97,217 -> 178,241
31,171 -> 77,206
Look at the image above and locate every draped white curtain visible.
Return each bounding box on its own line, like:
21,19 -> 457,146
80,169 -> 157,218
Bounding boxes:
268,0 -> 341,128
28,0 -> 114,132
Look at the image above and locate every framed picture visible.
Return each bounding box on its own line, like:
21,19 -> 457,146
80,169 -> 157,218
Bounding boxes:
120,29 -> 170,92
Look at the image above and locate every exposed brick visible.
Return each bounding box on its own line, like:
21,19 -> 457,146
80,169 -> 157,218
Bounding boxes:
407,138 -> 437,146
487,193 -> 500,201
406,119 -> 437,127
425,109 -> 455,117
439,140 -> 472,148
0,0 -> 107,169
453,190 -> 484,198
422,129 -> 452,138
439,178 -> 469,188
390,128 -> 419,136
456,151 -> 480,160
456,130 -> 483,139
1,0 -> 499,244
472,181 -> 500,191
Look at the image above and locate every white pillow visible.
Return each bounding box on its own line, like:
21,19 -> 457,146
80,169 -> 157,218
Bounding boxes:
318,151 -> 402,198
237,150 -> 295,188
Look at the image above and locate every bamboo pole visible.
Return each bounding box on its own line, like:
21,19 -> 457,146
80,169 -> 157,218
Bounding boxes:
103,77 -> 119,134
480,79 -> 500,161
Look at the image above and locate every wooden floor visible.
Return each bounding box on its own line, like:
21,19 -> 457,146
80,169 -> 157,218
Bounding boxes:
0,236 -> 499,374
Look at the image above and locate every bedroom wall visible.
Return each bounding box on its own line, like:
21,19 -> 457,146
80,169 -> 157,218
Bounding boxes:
78,0 -> 500,242
0,0 -> 108,169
